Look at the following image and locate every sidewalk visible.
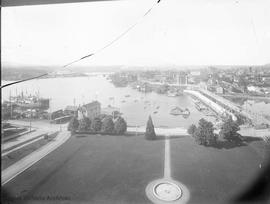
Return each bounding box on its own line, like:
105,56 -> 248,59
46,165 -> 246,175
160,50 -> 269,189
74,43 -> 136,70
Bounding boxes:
1,130 -> 71,185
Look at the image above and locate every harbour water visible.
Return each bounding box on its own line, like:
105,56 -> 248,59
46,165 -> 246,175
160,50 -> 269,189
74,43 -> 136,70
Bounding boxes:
2,74 -> 269,128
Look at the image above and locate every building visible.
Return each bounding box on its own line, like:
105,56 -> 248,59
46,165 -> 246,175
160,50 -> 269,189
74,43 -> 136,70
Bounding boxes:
216,86 -> 224,94
82,101 -> 101,120
176,73 -> 188,85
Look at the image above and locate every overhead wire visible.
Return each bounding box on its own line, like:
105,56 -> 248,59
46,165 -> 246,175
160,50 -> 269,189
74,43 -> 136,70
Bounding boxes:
1,0 -> 162,89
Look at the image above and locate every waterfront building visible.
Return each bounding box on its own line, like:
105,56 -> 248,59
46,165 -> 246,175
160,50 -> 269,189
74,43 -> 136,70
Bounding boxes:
216,87 -> 225,94
82,101 -> 101,120
176,73 -> 188,85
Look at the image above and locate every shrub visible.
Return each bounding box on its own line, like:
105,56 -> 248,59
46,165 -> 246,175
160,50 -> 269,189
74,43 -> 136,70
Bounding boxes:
192,119 -> 217,146
67,116 -> 79,134
91,117 -> 102,132
220,117 -> 241,142
114,117 -> 127,135
187,124 -> 197,135
101,116 -> 114,134
78,117 -> 91,132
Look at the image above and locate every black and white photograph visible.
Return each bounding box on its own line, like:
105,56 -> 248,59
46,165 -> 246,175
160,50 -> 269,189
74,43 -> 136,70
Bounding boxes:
1,0 -> 270,203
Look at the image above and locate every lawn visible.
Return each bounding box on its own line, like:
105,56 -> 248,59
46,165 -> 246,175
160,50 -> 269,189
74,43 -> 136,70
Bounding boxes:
2,134 -> 267,204
170,136 -> 267,204
2,134 -> 164,204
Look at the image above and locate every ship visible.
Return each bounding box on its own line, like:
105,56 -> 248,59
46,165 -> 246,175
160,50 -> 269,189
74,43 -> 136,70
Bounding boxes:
8,92 -> 49,110
170,107 -> 183,115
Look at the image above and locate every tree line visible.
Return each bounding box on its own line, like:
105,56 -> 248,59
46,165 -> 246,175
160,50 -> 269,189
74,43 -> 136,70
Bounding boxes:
68,114 -> 127,135
188,117 -> 242,146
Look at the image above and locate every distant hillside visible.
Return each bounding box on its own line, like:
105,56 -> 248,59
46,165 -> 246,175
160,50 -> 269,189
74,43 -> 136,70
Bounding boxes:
2,68 -> 48,81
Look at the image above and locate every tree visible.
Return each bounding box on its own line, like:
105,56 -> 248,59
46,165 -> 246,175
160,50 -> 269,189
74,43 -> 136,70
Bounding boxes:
78,117 -> 91,132
91,117 -> 102,132
193,119 -> 217,146
67,116 -> 79,134
145,116 -> 156,140
220,117 -> 241,142
101,116 -> 115,134
187,124 -> 197,135
114,117 -> 127,135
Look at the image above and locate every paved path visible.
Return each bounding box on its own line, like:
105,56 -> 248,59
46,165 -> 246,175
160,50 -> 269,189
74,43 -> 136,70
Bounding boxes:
164,136 -> 171,179
1,130 -> 70,185
127,126 -> 188,136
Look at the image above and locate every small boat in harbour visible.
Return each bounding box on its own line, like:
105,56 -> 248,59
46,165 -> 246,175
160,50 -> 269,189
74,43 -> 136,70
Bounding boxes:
170,107 -> 190,116
170,107 -> 183,115
153,111 -> 158,114
125,94 -> 130,97
121,100 -> 126,103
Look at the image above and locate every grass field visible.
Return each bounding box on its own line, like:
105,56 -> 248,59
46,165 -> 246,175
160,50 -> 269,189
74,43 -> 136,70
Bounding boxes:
2,134 -> 267,204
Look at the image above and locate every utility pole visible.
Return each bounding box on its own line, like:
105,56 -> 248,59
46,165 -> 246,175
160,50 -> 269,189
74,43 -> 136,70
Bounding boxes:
9,90 -> 13,119
29,109 -> 32,132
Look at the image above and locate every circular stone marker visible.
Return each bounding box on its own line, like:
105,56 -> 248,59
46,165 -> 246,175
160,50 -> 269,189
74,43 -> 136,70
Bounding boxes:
146,179 -> 190,204
153,182 -> 182,201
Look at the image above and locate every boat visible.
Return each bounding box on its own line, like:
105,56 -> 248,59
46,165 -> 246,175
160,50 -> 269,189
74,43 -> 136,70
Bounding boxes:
109,97 -> 114,100
170,107 -> 190,116
125,94 -> 130,97
121,100 -> 126,103
8,93 -> 49,110
170,107 -> 183,115
156,106 -> 160,109
153,111 -> 158,114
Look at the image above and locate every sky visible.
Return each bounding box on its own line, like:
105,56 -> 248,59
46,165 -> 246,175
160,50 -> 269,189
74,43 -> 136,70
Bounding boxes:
2,0 -> 270,70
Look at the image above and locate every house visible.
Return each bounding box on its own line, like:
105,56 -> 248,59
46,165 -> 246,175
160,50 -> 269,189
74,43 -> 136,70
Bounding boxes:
82,101 -> 101,120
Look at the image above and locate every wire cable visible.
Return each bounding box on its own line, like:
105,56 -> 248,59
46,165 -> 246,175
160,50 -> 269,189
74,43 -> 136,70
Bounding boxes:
1,0 -> 162,89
